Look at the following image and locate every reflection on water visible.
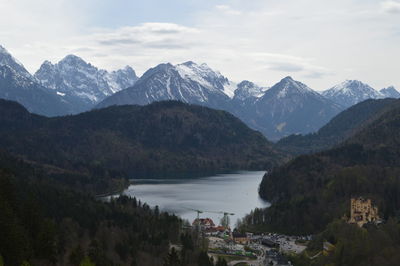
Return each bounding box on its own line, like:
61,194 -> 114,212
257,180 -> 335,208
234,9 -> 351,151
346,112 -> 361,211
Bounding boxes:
121,171 -> 270,226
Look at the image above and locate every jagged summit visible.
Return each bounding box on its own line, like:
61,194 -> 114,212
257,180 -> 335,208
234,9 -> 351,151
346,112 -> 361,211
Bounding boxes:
97,61 -> 235,108
59,54 -> 88,65
251,76 -> 342,140
323,80 -> 383,107
0,44 -> 8,53
234,80 -> 266,100
175,61 -> 235,98
0,44 -> 32,79
380,86 -> 400,99
266,76 -> 316,99
34,55 -> 138,106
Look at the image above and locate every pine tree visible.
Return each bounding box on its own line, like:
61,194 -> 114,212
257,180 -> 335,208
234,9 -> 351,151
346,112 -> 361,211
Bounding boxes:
197,251 -> 213,266
164,247 -> 180,266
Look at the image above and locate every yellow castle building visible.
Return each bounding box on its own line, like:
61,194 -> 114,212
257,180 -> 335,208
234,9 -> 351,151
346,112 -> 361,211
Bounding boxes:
348,197 -> 380,227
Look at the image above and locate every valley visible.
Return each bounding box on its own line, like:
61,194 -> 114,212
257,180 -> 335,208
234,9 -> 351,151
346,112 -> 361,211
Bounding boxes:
0,30 -> 399,265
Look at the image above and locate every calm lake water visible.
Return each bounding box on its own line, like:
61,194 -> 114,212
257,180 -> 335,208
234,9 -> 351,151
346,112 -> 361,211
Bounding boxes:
121,171 -> 270,227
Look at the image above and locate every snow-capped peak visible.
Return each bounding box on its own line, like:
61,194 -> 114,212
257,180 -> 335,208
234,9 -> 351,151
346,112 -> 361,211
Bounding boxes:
60,54 -> 87,65
34,55 -> 138,104
234,80 -> 267,100
380,86 -> 400,99
322,80 -> 383,107
0,45 -> 8,54
326,80 -> 379,95
175,61 -> 235,98
269,76 -> 316,99
0,44 -> 32,79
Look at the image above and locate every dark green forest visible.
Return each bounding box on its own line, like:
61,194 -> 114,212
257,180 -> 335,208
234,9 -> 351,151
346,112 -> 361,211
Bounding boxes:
247,99 -> 400,234
237,99 -> 400,265
0,151 -> 181,265
0,99 -> 284,179
291,219 -> 400,266
277,98 -> 397,155
0,99 -> 256,265
0,150 -> 229,266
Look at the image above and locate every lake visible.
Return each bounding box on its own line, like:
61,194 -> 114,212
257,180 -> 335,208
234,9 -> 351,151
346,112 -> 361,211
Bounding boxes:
120,171 -> 270,227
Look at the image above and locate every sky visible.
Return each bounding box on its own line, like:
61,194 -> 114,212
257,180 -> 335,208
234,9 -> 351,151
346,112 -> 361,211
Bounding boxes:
0,0 -> 399,91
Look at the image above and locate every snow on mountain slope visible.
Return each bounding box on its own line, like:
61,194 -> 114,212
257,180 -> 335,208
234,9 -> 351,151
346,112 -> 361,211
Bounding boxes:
175,61 -> 236,98
34,55 -> 138,105
233,80 -> 267,101
0,45 -> 33,79
380,86 -> 400,99
0,45 -> 75,116
0,64 -> 73,116
97,61 -> 234,109
322,80 -> 383,108
246,76 -> 344,140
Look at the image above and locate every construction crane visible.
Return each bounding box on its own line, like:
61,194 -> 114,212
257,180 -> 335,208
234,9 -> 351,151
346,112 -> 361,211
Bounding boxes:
186,208 -> 234,228
186,208 -> 204,231
185,208 -> 234,248
206,211 -> 235,228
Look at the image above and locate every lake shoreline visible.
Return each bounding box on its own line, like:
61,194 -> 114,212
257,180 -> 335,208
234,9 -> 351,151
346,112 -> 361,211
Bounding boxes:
118,171 -> 270,226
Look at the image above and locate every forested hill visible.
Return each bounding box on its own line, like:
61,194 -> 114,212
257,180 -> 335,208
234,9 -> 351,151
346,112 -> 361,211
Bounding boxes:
0,148 -> 210,266
249,99 -> 400,235
276,98 -> 397,155
0,99 -> 284,177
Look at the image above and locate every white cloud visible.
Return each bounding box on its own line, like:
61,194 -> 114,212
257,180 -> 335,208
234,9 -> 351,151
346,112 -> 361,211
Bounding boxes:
0,0 -> 399,91
382,1 -> 400,13
215,5 -> 242,15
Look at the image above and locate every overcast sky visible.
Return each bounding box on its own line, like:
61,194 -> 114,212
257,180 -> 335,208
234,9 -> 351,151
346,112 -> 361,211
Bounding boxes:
1,0 -> 399,90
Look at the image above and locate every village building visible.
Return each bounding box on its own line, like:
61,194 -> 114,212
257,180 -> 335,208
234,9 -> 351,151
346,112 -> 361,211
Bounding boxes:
261,238 -> 280,249
348,197 -> 380,227
192,218 -> 215,230
232,230 -> 250,244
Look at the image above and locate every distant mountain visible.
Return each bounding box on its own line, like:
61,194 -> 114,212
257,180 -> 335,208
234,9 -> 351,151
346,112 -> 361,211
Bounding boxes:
246,76 -> 344,140
277,98 -> 398,154
322,80 -> 383,108
34,55 -> 138,112
380,86 -> 400,98
233,80 -> 267,101
99,63 -> 344,140
0,46 -> 73,116
0,45 -> 31,78
97,61 -> 235,110
6,43 -> 394,140
0,99 -> 284,177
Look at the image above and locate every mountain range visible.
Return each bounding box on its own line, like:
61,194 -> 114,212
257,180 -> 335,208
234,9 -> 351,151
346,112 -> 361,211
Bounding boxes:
0,45 -> 138,116
34,54 -> 138,112
97,62 -> 345,140
321,80 -> 396,108
0,44 -> 399,140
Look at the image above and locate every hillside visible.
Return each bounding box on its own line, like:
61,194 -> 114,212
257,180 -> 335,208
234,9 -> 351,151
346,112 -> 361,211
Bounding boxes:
242,99 -> 400,235
277,98 -> 398,154
0,99 -> 283,178
0,149 -> 188,266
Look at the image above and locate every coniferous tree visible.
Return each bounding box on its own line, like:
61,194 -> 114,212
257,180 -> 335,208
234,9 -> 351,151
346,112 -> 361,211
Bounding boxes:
197,251 -> 213,266
164,248 -> 180,266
